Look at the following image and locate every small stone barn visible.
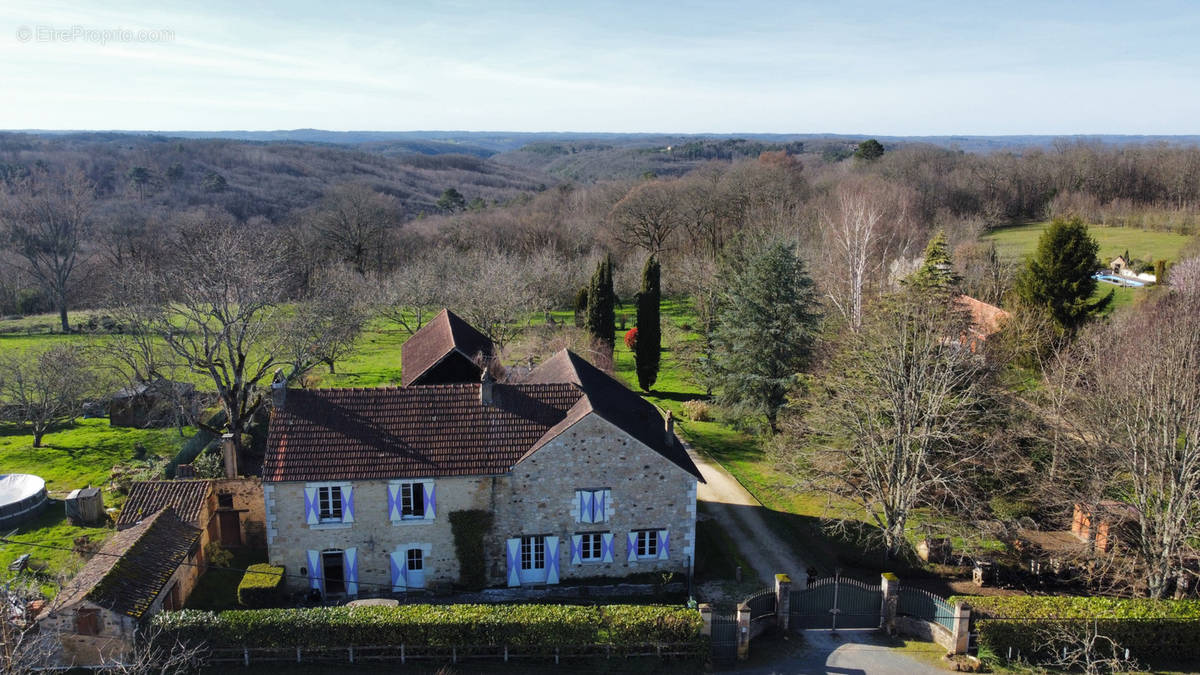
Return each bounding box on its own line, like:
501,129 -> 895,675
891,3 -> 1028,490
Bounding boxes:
108,379 -> 197,428
39,509 -> 201,666
119,478 -> 267,551
400,308 -> 495,386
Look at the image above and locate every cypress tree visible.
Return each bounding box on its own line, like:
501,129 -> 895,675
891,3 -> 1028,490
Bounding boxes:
586,254 -> 615,348
1014,216 -> 1113,333
634,255 -> 661,391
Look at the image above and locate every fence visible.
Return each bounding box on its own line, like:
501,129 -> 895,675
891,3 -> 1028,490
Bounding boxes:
745,587 -> 777,623
207,642 -> 705,666
898,585 -> 957,633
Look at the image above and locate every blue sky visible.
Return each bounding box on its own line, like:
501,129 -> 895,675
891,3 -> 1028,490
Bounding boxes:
1,0 -> 1198,134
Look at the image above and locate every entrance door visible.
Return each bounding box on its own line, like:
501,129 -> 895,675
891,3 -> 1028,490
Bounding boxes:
518,535 -> 547,584
406,548 -> 425,589
322,550 -> 346,595
218,511 -> 241,547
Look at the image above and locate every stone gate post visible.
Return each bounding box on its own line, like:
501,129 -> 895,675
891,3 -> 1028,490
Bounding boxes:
736,602 -> 751,661
951,602 -> 971,655
775,573 -> 792,631
880,572 -> 899,634
699,603 -> 713,637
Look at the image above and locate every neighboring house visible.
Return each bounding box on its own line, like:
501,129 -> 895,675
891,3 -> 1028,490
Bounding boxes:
108,379 -> 197,428
262,346 -> 703,597
118,478 -> 268,551
1071,501 -> 1137,554
38,509 -> 201,666
400,308 -> 496,386
957,295 -> 1010,352
1109,256 -> 1157,283
1109,256 -> 1130,274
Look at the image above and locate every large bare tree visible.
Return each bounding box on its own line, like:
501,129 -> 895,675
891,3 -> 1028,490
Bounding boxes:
1063,292 -> 1200,598
306,183 -> 401,274
0,344 -> 100,447
376,252 -> 451,335
609,180 -> 684,255
0,170 -> 93,332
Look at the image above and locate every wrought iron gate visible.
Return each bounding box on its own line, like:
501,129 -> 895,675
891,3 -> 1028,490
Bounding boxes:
710,610 -> 738,663
789,575 -> 882,630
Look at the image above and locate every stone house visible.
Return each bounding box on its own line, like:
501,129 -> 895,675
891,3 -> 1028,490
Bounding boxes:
38,509 -> 201,665
262,345 -> 702,598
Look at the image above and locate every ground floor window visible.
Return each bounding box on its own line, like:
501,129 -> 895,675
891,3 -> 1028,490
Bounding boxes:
520,535 -> 545,570
580,532 -> 604,562
635,529 -> 658,558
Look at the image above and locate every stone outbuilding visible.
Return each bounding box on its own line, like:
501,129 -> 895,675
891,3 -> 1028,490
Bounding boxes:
263,343 -> 702,599
400,308 -> 495,386
118,477 -> 267,552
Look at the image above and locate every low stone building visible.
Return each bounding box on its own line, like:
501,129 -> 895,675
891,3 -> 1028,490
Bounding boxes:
263,346 -> 702,598
39,509 -> 201,665
118,477 -> 267,553
400,308 -> 495,386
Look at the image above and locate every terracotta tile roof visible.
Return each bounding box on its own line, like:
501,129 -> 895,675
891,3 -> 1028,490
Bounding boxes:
264,349 -> 703,483
52,508 -> 200,621
116,480 -> 212,530
957,295 -> 1011,339
401,309 -> 495,386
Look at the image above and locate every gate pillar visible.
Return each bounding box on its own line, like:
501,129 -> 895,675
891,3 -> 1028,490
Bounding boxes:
774,574 -> 792,631
736,602 -> 751,660
699,603 -> 713,637
880,572 -> 899,634
951,601 -> 971,655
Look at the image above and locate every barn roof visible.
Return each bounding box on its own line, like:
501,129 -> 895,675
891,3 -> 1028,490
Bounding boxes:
116,480 -> 212,530
400,309 -> 494,386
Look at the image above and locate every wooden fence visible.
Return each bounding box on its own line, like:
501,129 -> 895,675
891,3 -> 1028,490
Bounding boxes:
206,642 -> 705,666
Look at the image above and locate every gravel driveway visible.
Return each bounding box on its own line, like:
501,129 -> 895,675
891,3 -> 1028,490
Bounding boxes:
739,629 -> 948,675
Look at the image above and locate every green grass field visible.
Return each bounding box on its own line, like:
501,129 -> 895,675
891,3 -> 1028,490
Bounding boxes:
983,221 -> 1195,264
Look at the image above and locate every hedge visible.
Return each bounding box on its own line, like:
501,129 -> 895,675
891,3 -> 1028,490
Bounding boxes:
950,595 -> 1200,665
153,604 -> 702,653
237,564 -> 286,608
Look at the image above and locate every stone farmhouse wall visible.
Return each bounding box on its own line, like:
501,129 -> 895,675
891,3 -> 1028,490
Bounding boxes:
264,412 -> 697,595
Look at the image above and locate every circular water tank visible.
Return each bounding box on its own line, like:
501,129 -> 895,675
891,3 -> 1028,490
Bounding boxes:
0,474 -> 48,528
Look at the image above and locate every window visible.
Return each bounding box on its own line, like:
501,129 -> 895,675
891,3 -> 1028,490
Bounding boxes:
407,548 -> 423,571
217,493 -> 234,509
580,532 -> 603,562
401,482 -> 425,519
635,530 -> 658,559
75,608 -> 100,636
520,535 -> 545,570
318,486 -> 342,522
575,488 -> 611,524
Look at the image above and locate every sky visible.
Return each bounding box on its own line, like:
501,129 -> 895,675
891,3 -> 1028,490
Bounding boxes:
1,0 -> 1199,135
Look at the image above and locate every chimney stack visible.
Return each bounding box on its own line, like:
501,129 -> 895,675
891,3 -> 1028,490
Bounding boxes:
665,411 -> 675,445
270,368 -> 287,409
480,370 -> 495,406
220,433 -> 238,479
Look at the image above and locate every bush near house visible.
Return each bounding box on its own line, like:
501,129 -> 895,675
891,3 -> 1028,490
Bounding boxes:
236,564 -> 286,608
154,604 -> 703,652
952,596 -> 1200,666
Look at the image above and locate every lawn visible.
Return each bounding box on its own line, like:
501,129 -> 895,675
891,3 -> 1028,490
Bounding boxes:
983,221 -> 1195,265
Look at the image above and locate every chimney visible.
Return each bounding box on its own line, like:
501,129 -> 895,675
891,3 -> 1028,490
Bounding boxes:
270,368 -> 287,409
480,370 -> 495,406
220,433 -> 238,479
665,411 -> 675,445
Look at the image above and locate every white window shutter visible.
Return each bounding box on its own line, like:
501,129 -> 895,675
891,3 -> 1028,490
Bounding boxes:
387,483 -> 401,522
570,534 -> 583,565
603,489 -> 612,522
341,485 -> 354,523
423,481 -> 436,519
626,532 -> 638,562
505,538 -> 521,587
345,548 -> 358,595
390,551 -> 406,591
601,532 -> 614,563
307,550 -> 323,592
582,491 -> 594,524
546,536 -> 560,584
304,487 -> 319,525
658,530 -> 670,560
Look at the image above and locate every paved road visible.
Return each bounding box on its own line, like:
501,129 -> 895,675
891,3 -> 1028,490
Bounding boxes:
740,630 -> 948,675
689,445 -> 812,586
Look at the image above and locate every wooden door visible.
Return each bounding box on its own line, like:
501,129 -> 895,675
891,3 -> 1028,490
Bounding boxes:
218,511 -> 241,547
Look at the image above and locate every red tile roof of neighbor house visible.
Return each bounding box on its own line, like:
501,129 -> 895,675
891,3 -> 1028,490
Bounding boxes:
400,308 -> 495,386
264,349 -> 703,482
957,295 -> 1010,338
50,508 -> 200,621
116,480 -> 212,530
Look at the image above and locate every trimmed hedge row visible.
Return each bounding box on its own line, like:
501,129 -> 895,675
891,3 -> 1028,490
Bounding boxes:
153,604 -> 702,652
237,564 -> 286,608
951,596 -> 1200,665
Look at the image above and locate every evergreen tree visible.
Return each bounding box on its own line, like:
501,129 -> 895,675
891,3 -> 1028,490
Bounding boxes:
712,242 -> 820,432
1014,216 -> 1112,333
854,139 -> 885,161
634,255 -> 661,391
586,254 -> 615,348
905,229 -> 961,293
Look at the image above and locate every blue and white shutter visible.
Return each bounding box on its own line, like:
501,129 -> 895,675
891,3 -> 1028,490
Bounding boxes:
626,532 -> 638,562
658,530 -> 670,560
341,485 -> 354,523
422,481 -> 436,519
387,483 -> 402,522
344,547 -> 358,595
505,538 -> 521,587
570,534 -> 583,565
579,491 -> 594,524
389,551 -> 407,591
304,487 -> 319,525
306,550 -> 323,592
601,532 -> 614,563
546,536 -> 560,584
601,489 -> 612,522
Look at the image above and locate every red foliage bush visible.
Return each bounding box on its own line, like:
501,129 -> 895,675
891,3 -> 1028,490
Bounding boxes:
624,327 -> 638,350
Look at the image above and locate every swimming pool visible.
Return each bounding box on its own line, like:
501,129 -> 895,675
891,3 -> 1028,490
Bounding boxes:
1094,274 -> 1145,287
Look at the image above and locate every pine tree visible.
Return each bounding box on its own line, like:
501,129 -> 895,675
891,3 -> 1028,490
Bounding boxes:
712,242 -> 821,432
906,230 -> 961,294
634,255 -> 661,391
1014,217 -> 1112,333
586,254 -> 615,348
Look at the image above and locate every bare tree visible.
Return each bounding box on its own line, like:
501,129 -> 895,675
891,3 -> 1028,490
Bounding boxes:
1063,292 -> 1200,598
306,183 -> 401,274
0,579 -> 62,674
0,344 -> 99,447
1036,620 -> 1139,675
609,180 -> 684,255
376,253 -> 451,335
285,265 -> 369,375
448,249 -> 537,348
788,289 -> 990,558
1169,256 -> 1200,295
0,170 -> 93,332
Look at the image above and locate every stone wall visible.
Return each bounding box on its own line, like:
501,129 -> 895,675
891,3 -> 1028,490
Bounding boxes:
212,477 -> 267,548
264,411 -> 698,594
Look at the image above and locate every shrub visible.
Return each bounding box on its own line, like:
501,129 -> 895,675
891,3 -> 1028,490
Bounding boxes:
681,400 -> 711,422
205,542 -> 234,569
951,595 -> 1200,667
624,326 -> 638,350
153,604 -> 703,653
237,564 -> 286,608
988,495 -> 1034,522
448,510 -> 493,590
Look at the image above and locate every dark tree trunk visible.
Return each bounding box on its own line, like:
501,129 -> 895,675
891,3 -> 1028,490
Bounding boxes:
59,303 -> 69,333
